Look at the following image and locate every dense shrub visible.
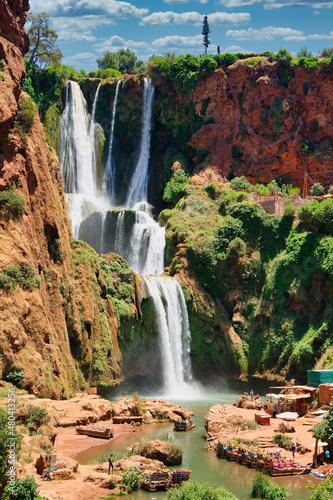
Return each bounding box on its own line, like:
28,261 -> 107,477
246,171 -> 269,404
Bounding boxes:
166,481 -> 237,500
89,68 -> 121,78
0,264 -> 41,291
169,54 -> 217,95
163,169 -> 189,205
26,405 -> 49,428
272,433 -> 292,449
250,471 -> 288,499
15,94 -> 37,132
230,176 -> 251,191
0,186 -> 25,220
309,182 -> 324,196
5,366 -> 25,387
299,199 -> 333,234
227,202 -> 266,247
297,56 -> 320,69
122,466 -> 142,492
214,216 -> 245,257
309,476 -> 333,500
213,53 -> 238,67
2,475 -> 44,500
274,48 -> 292,66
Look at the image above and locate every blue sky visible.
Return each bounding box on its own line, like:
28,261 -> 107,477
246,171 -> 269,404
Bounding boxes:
28,0 -> 333,71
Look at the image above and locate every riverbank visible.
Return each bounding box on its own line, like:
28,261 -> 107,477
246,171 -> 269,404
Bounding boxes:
0,389 -> 191,500
204,401 -> 332,476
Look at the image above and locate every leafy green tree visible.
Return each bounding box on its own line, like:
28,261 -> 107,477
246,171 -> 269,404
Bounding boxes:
202,15 -> 211,56
297,46 -> 312,58
26,13 -> 62,69
96,49 -> 145,74
250,471 -> 288,499
96,51 -> 119,71
274,48 -> 292,66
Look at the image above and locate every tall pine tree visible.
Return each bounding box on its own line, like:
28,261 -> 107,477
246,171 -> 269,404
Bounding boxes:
202,16 -> 211,55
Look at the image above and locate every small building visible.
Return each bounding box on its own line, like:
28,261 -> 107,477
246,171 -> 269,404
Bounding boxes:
307,370 -> 333,387
267,386 -> 316,416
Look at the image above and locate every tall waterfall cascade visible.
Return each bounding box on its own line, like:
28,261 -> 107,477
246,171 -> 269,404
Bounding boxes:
60,77 -> 199,397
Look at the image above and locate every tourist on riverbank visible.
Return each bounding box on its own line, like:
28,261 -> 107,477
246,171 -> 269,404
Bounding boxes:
250,389 -> 254,401
108,454 -> 114,474
273,404 -> 278,418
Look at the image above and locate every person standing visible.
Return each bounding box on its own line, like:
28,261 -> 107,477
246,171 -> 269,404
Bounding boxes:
250,389 -> 254,401
108,454 -> 114,474
273,404 -> 278,418
291,443 -> 296,458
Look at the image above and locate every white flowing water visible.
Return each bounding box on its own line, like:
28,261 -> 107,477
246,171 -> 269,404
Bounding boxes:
103,80 -> 122,204
141,276 -> 195,398
128,210 -> 165,275
115,210 -> 125,256
125,78 -> 155,209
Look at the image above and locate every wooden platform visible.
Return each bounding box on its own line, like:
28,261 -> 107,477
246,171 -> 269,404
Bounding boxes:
76,425 -> 113,439
174,419 -> 195,431
141,469 -> 192,491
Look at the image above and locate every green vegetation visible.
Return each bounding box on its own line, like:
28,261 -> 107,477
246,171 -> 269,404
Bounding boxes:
0,264 -> 41,291
250,472 -> 289,499
309,182 -> 324,196
97,48 -> 145,74
5,366 -> 25,387
0,408 -> 22,486
15,94 -> 37,133
122,466 -> 142,492
2,475 -> 45,500
272,433 -> 292,450
163,169 -> 189,205
0,186 -> 25,220
202,15 -> 211,56
166,481 -> 238,499
26,406 -> 49,428
309,475 -> 333,500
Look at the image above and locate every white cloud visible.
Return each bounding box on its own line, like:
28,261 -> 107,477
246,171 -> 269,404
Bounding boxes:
63,52 -> 97,65
313,9 -> 321,13
151,34 -> 203,49
226,26 -> 304,41
95,35 -> 149,53
140,11 -> 250,26
29,0 -> 148,16
49,15 -> 113,42
164,0 -> 208,3
219,0 -> 333,9
284,31 -> 333,40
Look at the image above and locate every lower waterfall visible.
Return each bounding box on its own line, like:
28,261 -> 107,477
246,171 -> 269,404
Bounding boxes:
141,276 -> 196,398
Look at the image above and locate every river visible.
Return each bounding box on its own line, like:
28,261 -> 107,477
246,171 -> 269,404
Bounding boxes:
75,391 -> 317,499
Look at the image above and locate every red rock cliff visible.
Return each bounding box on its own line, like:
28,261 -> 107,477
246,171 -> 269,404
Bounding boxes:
188,60 -> 333,188
0,1 -> 122,397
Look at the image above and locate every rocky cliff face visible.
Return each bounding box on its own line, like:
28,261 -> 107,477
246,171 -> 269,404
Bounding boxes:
189,61 -> 333,187
0,2 -> 123,397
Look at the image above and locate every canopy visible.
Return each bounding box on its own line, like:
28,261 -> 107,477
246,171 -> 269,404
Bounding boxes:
310,442 -> 328,447
266,393 -> 279,398
276,412 -> 299,421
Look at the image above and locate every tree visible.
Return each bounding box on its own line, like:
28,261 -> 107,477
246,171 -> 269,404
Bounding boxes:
217,45 -> 220,55
96,48 -> 145,74
297,46 -> 312,58
202,16 -> 211,56
26,13 -> 62,69
274,48 -> 292,66
310,182 -> 324,197
2,475 -> 45,500
320,47 -> 333,58
96,51 -> 119,71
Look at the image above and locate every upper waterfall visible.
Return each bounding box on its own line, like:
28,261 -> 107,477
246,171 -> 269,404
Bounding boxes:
125,78 -> 155,208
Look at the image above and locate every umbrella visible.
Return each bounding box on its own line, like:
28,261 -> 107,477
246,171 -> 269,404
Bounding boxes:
266,393 -> 279,398
310,442 -> 328,447
276,412 -> 299,421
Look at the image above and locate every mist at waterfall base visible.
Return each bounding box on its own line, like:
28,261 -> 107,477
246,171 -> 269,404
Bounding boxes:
60,78 -> 207,400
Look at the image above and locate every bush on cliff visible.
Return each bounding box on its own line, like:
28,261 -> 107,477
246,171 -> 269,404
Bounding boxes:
0,186 -> 25,220
299,199 -> 333,235
2,475 -> 44,500
163,169 -> 189,205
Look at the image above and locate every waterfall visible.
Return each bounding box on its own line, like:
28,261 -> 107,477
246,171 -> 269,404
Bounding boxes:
103,80 -> 122,204
128,210 -> 165,275
115,210 -> 125,255
141,276 -> 194,398
60,81 -> 99,199
125,78 -> 154,208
